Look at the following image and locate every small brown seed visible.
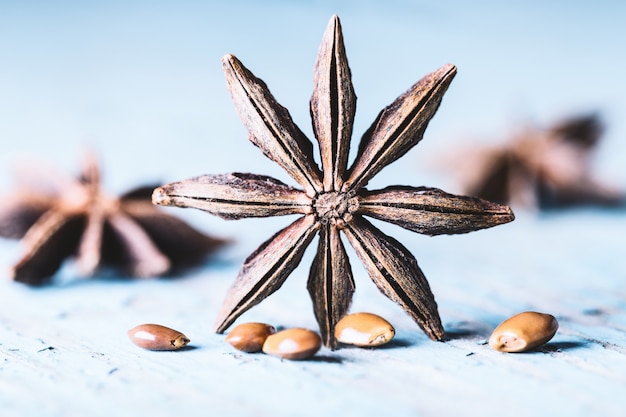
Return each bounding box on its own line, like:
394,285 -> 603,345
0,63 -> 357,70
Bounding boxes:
225,322 -> 276,352
127,324 -> 190,351
262,328 -> 322,360
335,312 -> 395,347
489,311 -> 558,353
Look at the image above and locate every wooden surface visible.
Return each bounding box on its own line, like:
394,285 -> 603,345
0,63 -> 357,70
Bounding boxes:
1,2 -> 625,416
1,209 -> 625,417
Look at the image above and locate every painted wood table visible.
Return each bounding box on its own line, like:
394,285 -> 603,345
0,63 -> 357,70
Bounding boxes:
1,2 -> 625,416
1,209 -> 625,417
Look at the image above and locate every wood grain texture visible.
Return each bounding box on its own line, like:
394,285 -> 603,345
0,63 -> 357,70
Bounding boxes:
0,211 -> 625,417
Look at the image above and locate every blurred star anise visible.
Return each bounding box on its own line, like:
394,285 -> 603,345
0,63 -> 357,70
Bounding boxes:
153,15 -> 514,347
0,153 -> 226,286
460,113 -> 625,209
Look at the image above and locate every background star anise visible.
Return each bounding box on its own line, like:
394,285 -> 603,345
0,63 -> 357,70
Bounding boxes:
153,15 -> 514,348
0,153 -> 227,286
455,113 -> 625,209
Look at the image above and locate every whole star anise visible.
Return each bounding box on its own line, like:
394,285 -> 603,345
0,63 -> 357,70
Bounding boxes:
458,113 -> 625,209
153,16 -> 514,347
0,153 -> 226,285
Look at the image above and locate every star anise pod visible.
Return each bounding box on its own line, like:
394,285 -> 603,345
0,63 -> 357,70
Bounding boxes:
459,113 -> 625,209
0,153 -> 227,286
153,15 -> 514,348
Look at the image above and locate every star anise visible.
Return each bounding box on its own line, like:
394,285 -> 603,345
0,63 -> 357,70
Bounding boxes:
459,113 -> 625,209
153,15 -> 514,348
0,153 -> 226,286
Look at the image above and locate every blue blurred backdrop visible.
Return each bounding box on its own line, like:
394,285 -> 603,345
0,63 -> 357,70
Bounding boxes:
1,0 -> 624,240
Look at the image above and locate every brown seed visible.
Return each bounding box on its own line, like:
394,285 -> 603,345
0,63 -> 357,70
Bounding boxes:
262,328 -> 322,360
489,311 -> 559,353
225,322 -> 276,352
335,312 -> 395,347
127,324 -> 190,351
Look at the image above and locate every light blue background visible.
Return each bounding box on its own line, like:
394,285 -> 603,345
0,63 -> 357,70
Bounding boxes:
2,1 -> 624,195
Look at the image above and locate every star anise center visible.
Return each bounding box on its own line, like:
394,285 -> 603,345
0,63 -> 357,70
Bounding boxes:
312,191 -> 358,227
57,188 -> 91,214
57,186 -> 120,216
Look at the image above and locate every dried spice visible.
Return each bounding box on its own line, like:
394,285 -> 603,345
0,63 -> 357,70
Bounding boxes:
153,15 -> 514,348
0,153 -> 226,285
456,113 -> 625,209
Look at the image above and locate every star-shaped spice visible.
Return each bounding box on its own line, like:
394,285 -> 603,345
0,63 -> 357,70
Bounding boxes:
0,153 -> 226,285
458,113 -> 625,209
153,15 -> 514,347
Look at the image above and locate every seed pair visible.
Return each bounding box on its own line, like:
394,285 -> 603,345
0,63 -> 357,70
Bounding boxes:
225,322 -> 322,360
